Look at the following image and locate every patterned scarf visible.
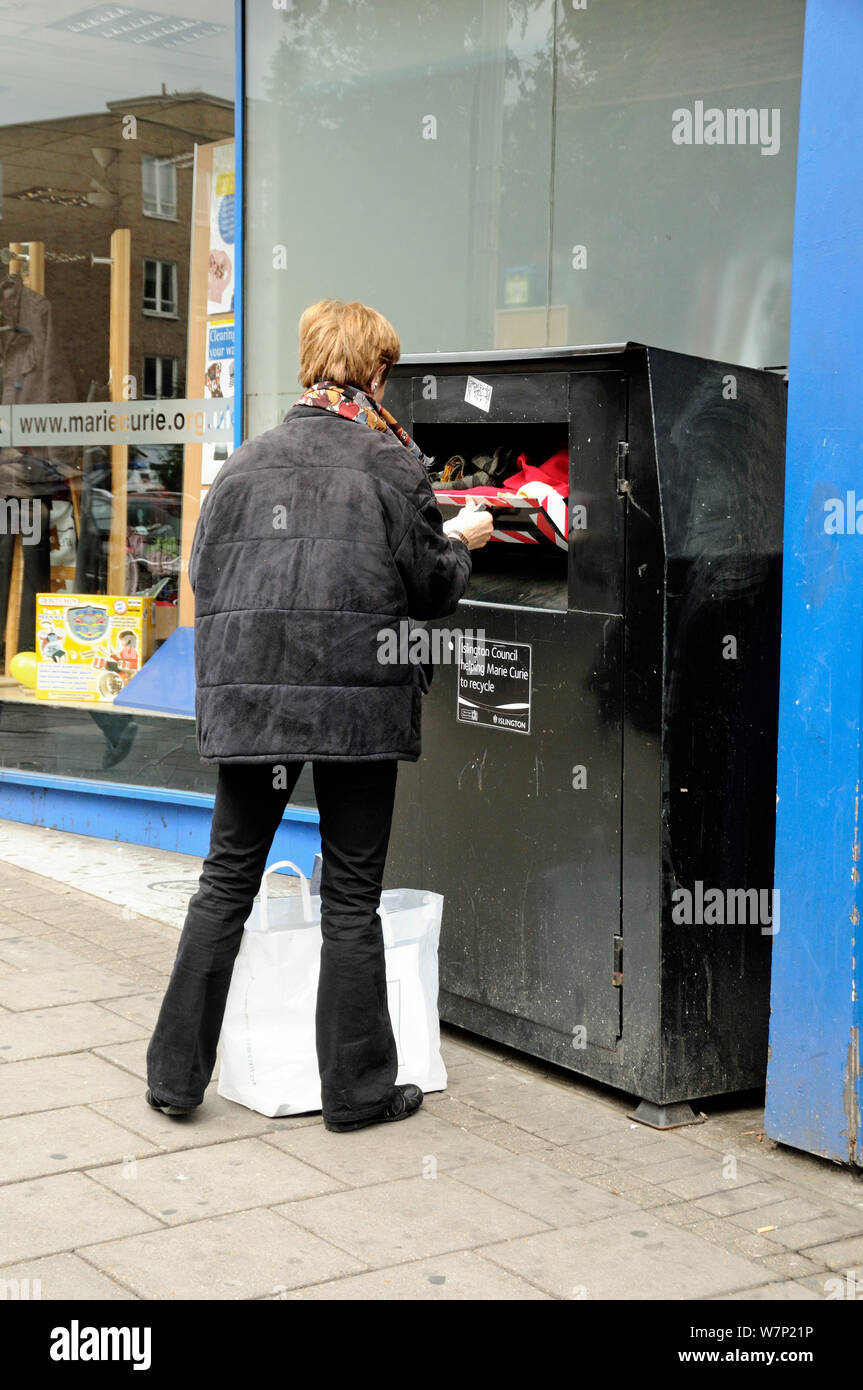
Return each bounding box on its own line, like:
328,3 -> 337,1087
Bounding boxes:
295,379 -> 431,467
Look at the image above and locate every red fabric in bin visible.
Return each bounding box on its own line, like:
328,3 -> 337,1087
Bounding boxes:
432,485 -> 503,499
503,447 -> 569,495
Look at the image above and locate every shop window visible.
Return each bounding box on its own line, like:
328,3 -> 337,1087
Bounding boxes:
0,0 -> 240,806
142,155 -> 177,219
142,258 -> 178,317
143,355 -> 178,399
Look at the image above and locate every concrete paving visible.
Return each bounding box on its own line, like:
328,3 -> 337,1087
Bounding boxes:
0,849 -> 861,1301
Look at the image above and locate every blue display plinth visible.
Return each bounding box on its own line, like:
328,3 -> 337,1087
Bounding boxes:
114,624 -> 196,717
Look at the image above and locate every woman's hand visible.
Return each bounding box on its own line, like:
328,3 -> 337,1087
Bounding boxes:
444,497 -> 494,550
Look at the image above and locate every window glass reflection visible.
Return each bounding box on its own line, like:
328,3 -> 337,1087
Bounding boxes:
0,1 -> 233,713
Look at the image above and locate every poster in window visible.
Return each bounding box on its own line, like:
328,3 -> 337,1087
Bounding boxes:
202,315 -> 234,485
207,143 -> 235,315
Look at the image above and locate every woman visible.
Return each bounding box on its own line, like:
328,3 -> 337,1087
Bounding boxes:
146,299 -> 492,1133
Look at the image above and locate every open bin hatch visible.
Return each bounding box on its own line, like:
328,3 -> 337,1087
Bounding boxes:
422,420 -> 570,610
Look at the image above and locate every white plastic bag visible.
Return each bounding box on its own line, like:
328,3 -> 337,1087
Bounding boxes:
217,860 -> 447,1117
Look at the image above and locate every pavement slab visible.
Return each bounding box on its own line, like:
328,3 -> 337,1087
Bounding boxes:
0,1052 -> 145,1118
444,1068 -> 624,1145
714,1280 -> 822,1300
0,1002 -> 145,1062
0,1105 -> 159,1183
88,1137 -> 346,1225
467,1121 -> 609,1175
0,938 -> 96,972
685,1217 -> 783,1261
277,1173 -> 550,1265
758,1250 -> 832,1281
627,1151 -> 734,1186
80,1207 -> 364,1300
0,1252 -> 140,1300
651,1162 -> 767,1202
95,994 -> 165,1030
727,1195 -> 836,1233
694,1179 -> 800,1218
89,1090 -> 306,1150
447,1152 -> 628,1226
262,1110 -> 507,1186
421,1091 -> 502,1130
583,1172 -> 675,1208
755,1210 -> 863,1251
0,1171 -> 160,1265
0,908 -> 49,938
0,963 -> 143,1011
575,1123 -> 714,1162
479,1213 -> 769,1300
279,1249 -> 551,1300
91,1039 -> 152,1081
803,1233 -> 863,1270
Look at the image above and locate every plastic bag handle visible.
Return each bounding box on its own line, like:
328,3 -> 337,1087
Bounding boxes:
259,860 -> 312,928
378,899 -> 395,951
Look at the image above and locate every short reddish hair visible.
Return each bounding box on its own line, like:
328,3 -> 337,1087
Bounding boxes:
298,299 -> 401,390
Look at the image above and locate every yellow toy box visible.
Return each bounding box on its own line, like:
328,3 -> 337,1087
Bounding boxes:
35,594 -> 156,702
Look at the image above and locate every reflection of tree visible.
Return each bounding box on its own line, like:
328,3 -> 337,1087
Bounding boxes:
505,0 -> 597,109
257,1 -> 600,339
148,444 -> 184,495
264,0 -> 455,126
501,1 -> 597,269
261,1 -> 580,148
262,0 -> 596,114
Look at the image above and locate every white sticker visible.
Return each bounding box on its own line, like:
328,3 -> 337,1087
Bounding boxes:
464,375 -> 493,412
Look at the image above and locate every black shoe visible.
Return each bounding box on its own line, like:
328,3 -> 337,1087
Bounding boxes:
323,1083 -> 424,1133
429,454 -> 467,486
443,452 -> 492,489
486,446 -> 518,485
145,1087 -> 197,1117
444,469 -> 493,490
102,718 -> 139,770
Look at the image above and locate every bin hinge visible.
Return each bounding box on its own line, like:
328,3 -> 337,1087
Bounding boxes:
615,441 -> 630,496
612,935 -> 623,987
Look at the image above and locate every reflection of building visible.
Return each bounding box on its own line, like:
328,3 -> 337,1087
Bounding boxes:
0,92 -> 233,403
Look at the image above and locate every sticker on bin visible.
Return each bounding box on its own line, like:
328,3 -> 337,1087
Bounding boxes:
456,636 -> 532,735
464,375 -> 493,412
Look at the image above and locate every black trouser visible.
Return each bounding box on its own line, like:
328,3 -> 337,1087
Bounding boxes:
74,449 -> 111,593
146,759 -> 400,1124
0,500 -> 50,657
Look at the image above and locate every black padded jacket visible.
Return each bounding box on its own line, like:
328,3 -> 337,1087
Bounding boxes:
189,403 -> 472,762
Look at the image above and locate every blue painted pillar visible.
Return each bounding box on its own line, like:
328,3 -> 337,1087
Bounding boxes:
765,0 -> 863,1163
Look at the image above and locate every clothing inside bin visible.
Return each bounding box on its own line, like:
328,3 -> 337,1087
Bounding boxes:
431,442 -> 569,550
503,446 -> 568,495
428,445 -> 517,489
431,444 -> 569,500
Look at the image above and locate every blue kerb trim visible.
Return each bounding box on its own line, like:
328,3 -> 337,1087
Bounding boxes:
0,768 -> 320,822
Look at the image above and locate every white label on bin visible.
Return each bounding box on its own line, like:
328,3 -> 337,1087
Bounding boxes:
464,375 -> 493,412
456,636 -> 532,735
